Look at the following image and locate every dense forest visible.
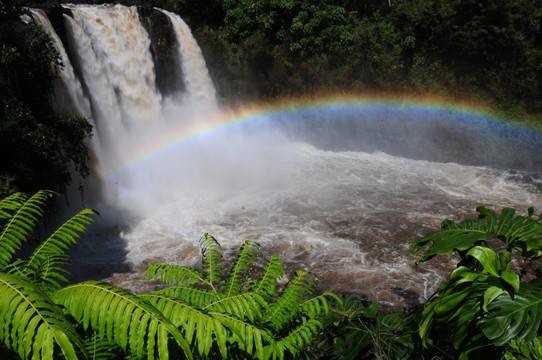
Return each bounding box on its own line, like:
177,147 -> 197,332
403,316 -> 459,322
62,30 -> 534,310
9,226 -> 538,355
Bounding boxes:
2,0 -> 542,194
192,0 -> 542,116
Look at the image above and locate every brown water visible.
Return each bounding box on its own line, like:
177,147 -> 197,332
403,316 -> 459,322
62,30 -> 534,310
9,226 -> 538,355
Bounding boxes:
72,141 -> 541,309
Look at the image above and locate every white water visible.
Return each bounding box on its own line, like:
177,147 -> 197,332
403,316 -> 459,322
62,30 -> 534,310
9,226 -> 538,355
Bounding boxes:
159,8 -> 217,107
35,5 -> 542,308
29,9 -> 91,117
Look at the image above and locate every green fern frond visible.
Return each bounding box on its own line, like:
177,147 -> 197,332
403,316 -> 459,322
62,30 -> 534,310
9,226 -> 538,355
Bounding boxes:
144,264 -> 202,287
200,233 -> 223,291
0,272 -> 85,360
248,254 -> 284,302
223,240 -> 260,297
212,312 -> 278,360
6,255 -> 71,295
0,190 -> 56,271
150,286 -> 218,307
0,192 -> 32,220
204,292 -> 268,323
263,270 -> 317,333
141,292 -> 229,359
82,331 -> 121,360
52,280 -> 192,360
21,208 -> 98,290
300,292 -> 340,320
270,319 -> 322,359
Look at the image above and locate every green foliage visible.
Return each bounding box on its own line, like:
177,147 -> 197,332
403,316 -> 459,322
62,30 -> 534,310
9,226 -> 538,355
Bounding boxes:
0,19 -> 92,197
200,0 -> 542,114
0,272 -> 86,360
411,206 -> 542,359
411,206 -> 542,264
53,281 -> 192,360
145,233 -> 340,359
320,297 -> 417,359
4,192 -> 542,360
0,190 -> 98,292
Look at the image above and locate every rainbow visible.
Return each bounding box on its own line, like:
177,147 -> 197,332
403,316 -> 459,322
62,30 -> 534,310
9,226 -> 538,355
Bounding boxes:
107,94 -> 542,180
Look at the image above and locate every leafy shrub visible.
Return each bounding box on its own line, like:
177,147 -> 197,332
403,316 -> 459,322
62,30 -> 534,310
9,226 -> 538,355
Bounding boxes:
318,297 -> 418,360
411,206 -> 542,359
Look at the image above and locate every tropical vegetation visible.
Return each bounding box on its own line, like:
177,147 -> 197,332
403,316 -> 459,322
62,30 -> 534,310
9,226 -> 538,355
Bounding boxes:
410,206 -> 542,359
0,190 -> 541,359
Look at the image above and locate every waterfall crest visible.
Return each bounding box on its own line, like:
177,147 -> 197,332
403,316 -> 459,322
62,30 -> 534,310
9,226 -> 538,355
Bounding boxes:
63,4 -> 162,127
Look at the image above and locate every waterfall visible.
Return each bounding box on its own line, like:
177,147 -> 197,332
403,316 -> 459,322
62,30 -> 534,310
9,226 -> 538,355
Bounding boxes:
63,4 -> 162,127
159,9 -> 217,107
33,4 -> 218,204
29,9 -> 91,117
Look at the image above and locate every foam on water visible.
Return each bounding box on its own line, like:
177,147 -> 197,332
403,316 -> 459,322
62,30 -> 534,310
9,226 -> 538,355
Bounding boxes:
76,134 -> 542,307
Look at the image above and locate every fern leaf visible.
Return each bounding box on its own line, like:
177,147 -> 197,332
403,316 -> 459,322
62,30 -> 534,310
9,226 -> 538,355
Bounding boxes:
52,280 -> 192,360
223,240 -> 260,297
270,319 -> 322,359
300,292 -> 340,320
21,208 -> 98,290
263,270 -> 317,333
200,233 -> 223,290
140,292 -> 229,358
0,272 -> 85,360
212,312 -> 278,359
144,263 -> 203,287
0,190 -> 56,271
0,192 -> 31,220
248,254 -> 284,302
150,286 -> 218,307
82,331 -> 121,360
204,292 -> 268,323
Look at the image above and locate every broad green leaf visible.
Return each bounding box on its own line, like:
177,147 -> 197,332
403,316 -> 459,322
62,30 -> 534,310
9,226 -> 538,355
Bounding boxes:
410,207 -> 542,264
479,281 -> 542,345
499,251 -> 512,272
466,246 -> 499,276
501,270 -> 520,294
483,286 -> 506,312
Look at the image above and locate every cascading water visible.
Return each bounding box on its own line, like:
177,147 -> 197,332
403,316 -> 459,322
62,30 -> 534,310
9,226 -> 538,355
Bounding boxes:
29,9 -> 91,117
34,5 -> 542,308
160,8 -> 217,107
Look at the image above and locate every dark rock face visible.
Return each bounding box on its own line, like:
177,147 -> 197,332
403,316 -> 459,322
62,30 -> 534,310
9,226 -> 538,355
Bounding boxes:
138,7 -> 185,97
